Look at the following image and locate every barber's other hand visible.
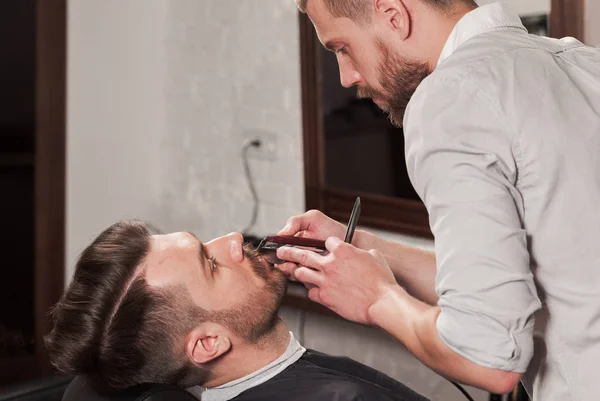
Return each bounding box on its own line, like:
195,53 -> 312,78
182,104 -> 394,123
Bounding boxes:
277,210 -> 347,278
278,209 -> 346,241
276,237 -> 397,325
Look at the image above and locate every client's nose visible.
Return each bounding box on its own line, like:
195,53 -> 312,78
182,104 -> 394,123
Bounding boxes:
205,232 -> 245,263
223,232 -> 244,263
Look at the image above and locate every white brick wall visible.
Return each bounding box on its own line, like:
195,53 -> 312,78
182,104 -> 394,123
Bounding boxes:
66,0 -> 167,281
157,0 -> 305,241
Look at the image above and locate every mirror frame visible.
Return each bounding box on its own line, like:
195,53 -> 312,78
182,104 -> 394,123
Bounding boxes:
299,0 -> 585,238
0,0 -> 67,384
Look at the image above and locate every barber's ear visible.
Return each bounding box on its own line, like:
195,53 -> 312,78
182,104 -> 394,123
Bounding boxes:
374,0 -> 410,40
186,324 -> 232,365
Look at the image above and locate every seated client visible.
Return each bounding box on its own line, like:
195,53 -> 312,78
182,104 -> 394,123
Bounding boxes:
44,220 -> 429,401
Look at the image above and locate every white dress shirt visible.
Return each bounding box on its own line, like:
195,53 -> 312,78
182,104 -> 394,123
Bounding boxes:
404,3 -> 600,400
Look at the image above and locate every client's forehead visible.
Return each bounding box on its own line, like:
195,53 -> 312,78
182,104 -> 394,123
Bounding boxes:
151,231 -> 198,249
144,232 -> 201,288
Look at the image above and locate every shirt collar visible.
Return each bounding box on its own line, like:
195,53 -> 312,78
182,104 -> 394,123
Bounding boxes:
437,2 -> 527,66
187,332 -> 306,401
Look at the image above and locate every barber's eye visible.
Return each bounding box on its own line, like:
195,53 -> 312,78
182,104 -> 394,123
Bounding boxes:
208,256 -> 218,272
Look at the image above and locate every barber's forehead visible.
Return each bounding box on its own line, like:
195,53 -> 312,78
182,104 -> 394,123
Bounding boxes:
308,2 -> 358,43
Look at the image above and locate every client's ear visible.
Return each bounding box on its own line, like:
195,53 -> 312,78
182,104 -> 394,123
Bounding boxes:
186,324 -> 232,365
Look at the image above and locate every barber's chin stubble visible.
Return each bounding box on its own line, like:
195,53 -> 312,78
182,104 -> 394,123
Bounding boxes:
373,39 -> 432,128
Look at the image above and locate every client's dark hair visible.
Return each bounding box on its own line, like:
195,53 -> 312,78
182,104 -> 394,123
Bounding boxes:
44,220 -> 207,390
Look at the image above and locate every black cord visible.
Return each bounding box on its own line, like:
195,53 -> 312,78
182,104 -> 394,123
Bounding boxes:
241,139 -> 261,235
450,380 -> 475,401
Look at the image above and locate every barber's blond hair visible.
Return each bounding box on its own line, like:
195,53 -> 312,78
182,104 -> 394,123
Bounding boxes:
295,0 -> 477,21
296,0 -> 371,23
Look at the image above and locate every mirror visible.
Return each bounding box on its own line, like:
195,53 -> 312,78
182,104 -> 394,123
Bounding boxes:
299,0 -> 584,238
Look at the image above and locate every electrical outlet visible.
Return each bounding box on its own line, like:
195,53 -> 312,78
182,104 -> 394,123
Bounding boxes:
243,130 -> 278,161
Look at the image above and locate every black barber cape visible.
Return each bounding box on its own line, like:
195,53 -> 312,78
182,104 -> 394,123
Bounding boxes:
231,349 -> 430,401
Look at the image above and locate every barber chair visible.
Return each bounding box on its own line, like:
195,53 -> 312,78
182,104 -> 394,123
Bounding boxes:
61,376 -> 198,401
0,375 -> 197,401
0,375 -> 71,401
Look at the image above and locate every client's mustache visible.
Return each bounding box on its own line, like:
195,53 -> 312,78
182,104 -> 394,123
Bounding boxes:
243,243 -> 262,260
243,243 -> 271,281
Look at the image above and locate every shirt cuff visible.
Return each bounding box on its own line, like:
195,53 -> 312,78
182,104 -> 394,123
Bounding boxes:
436,305 -> 534,372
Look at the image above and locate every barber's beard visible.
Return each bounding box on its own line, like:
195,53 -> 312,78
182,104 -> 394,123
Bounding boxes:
357,39 -> 431,128
208,245 -> 287,344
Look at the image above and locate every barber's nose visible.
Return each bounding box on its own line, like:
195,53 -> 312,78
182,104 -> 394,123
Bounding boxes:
339,61 -> 361,88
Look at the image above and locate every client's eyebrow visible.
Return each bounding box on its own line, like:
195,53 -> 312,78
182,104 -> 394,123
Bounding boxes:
198,242 -> 210,272
185,231 -> 209,272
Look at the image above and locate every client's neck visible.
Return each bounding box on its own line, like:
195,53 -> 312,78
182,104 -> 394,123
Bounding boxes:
204,317 -> 291,388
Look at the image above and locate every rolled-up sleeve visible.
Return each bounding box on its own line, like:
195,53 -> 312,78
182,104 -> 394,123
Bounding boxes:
404,78 -> 542,372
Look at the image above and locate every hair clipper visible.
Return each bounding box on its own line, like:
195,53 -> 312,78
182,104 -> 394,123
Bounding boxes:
256,236 -> 328,265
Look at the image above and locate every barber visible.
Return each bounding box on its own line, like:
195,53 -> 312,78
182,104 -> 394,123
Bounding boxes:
276,0 -> 600,400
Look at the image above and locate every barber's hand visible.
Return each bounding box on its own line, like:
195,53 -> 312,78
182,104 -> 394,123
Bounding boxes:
277,210 -> 347,279
276,237 -> 398,325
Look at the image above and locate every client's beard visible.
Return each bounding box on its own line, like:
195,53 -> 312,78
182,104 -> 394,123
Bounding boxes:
207,245 -> 287,344
357,39 -> 431,128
